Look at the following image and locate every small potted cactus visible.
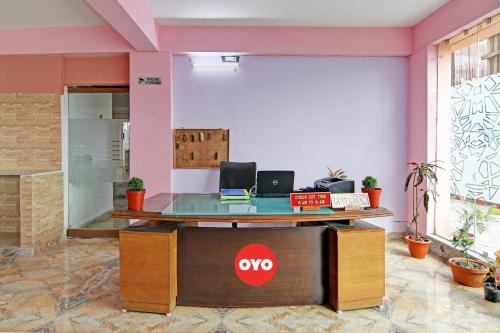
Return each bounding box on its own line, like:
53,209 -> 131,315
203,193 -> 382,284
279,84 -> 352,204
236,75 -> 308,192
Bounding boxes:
126,177 -> 145,211
361,176 -> 382,208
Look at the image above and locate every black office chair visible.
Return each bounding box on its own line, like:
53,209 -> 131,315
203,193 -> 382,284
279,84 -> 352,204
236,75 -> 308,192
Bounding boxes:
219,161 -> 257,228
219,161 -> 257,191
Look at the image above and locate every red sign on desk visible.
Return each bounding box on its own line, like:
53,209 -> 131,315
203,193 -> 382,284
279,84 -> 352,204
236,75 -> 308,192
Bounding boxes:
290,192 -> 331,208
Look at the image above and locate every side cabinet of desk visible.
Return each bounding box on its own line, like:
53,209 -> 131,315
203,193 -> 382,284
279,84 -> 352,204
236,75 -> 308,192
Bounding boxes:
328,220 -> 385,311
119,225 -> 177,314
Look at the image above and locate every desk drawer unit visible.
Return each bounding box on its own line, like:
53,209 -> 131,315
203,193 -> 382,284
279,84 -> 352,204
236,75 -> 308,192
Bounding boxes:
328,221 -> 385,311
119,229 -> 177,314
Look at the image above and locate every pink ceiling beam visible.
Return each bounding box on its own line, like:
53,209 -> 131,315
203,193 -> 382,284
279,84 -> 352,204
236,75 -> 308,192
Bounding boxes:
0,25 -> 133,55
86,0 -> 158,51
159,26 -> 413,56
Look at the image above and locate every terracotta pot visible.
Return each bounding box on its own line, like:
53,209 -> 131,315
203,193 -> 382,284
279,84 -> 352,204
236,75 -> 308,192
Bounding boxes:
405,235 -> 431,259
361,188 -> 382,208
448,258 -> 489,288
126,190 -> 145,211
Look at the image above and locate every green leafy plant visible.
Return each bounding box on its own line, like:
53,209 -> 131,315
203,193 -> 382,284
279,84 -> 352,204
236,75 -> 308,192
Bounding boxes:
456,204 -> 491,235
362,176 -> 378,189
127,177 -> 144,191
451,204 -> 492,269
327,167 -> 347,179
451,228 -> 474,261
488,206 -> 500,216
450,229 -> 488,270
404,161 -> 441,241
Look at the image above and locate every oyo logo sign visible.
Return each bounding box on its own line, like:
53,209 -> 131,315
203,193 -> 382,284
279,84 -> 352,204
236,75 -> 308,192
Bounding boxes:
234,243 -> 277,286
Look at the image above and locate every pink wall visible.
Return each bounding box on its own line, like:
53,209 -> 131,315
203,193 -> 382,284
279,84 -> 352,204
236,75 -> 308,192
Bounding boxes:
0,26 -> 132,55
160,26 -> 413,56
65,54 -> 129,86
129,52 -> 173,196
407,0 -> 499,233
407,48 -> 430,234
0,55 -> 64,93
413,0 -> 500,52
0,54 -> 130,93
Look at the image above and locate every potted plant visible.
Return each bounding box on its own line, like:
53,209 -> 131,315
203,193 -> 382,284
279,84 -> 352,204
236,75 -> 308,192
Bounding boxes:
361,176 -> 381,208
126,177 -> 145,211
448,226 -> 489,288
327,167 -> 347,179
403,161 -> 440,259
453,204 -> 490,241
483,256 -> 500,302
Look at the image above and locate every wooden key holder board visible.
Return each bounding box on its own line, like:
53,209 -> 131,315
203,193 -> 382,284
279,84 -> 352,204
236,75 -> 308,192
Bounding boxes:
174,128 -> 229,168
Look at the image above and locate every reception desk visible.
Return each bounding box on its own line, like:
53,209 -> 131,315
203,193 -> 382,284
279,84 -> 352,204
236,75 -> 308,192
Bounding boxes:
113,193 -> 393,313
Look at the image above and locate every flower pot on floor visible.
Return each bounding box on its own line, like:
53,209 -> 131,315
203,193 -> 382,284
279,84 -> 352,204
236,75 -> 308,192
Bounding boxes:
448,258 -> 489,288
361,188 -> 382,208
405,235 -> 431,259
484,283 -> 500,303
127,190 -> 146,211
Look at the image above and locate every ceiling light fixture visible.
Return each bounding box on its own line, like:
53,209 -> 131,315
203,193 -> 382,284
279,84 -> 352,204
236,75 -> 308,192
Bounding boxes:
189,52 -> 241,69
221,55 -> 240,63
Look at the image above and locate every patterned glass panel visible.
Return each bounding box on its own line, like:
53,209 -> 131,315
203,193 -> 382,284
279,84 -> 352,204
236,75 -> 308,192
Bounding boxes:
450,74 -> 500,203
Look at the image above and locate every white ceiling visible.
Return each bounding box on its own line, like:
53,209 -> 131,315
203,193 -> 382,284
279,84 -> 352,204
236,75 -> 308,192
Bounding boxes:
0,0 -> 106,29
0,0 -> 450,29
148,0 -> 450,27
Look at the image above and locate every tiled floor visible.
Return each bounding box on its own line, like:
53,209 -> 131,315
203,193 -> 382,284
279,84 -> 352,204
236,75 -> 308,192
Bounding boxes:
0,238 -> 498,333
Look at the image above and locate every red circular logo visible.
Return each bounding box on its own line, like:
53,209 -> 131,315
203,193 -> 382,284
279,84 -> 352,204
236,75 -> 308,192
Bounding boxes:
234,243 -> 277,286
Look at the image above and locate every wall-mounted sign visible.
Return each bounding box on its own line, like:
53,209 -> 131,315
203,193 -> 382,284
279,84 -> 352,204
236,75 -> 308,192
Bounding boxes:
290,192 -> 331,208
331,193 -> 370,209
138,77 -> 162,85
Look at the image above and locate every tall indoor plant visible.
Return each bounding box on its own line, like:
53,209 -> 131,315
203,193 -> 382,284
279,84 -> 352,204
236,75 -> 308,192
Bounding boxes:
404,161 -> 440,259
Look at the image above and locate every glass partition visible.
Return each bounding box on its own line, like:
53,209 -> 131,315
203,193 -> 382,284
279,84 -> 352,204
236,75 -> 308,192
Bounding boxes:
68,92 -> 130,229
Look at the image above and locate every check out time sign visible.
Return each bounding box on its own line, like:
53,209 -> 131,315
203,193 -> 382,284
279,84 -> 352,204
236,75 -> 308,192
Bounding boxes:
234,243 -> 277,286
290,192 -> 331,210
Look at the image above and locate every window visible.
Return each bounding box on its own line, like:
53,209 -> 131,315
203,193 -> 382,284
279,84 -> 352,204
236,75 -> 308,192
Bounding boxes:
436,15 -> 500,258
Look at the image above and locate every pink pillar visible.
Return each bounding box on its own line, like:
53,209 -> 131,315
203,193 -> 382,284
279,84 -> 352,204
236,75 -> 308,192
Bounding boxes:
130,52 -> 172,196
407,46 -> 438,234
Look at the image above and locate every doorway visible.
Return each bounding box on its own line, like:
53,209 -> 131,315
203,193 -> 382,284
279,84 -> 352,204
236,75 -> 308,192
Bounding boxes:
66,86 -> 130,236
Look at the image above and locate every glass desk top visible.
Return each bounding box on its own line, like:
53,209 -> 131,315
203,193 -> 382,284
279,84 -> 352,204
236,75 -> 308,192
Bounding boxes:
161,194 -> 335,216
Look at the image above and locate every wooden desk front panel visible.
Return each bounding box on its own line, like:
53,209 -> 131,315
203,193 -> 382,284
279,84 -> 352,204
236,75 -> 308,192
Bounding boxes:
177,226 -> 328,307
120,230 -> 177,313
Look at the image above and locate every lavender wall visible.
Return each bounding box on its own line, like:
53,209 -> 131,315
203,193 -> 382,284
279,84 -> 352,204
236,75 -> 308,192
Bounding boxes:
172,55 -> 408,231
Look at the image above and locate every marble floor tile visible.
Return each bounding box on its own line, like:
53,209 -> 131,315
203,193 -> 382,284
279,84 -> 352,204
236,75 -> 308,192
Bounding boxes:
0,238 -> 498,333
